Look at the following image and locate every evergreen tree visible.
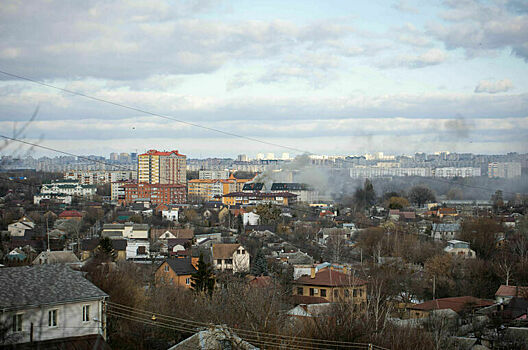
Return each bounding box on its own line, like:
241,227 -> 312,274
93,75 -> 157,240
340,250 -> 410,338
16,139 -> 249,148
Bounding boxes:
191,253 -> 215,295
97,237 -> 116,261
236,214 -> 243,234
251,249 -> 268,276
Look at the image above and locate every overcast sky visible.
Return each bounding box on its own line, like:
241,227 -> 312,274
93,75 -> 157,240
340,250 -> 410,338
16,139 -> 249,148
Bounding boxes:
0,0 -> 527,158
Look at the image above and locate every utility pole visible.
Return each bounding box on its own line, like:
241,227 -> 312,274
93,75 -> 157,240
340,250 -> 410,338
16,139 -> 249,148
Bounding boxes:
433,275 -> 436,300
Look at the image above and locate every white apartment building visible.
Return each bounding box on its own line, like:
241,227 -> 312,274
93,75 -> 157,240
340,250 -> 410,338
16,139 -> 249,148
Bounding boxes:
488,162 -> 522,178
199,170 -> 230,179
40,180 -> 96,197
349,166 -> 481,178
434,167 -> 481,178
64,170 -> 137,185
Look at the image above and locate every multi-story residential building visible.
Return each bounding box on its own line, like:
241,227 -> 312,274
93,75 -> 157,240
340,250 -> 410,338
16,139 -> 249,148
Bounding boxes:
34,193 -> 72,205
138,150 -> 186,185
123,183 -> 186,205
0,264 -> 108,346
188,179 -> 236,202
199,170 -> 230,179
488,162 -> 522,178
111,180 -> 136,203
292,267 -> 367,310
64,170 -> 137,185
40,179 -> 96,197
211,244 -> 250,273
270,183 -> 318,203
433,167 -> 481,178
221,191 -> 297,206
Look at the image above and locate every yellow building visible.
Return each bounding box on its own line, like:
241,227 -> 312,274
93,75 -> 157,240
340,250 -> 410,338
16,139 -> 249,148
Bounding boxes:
188,179 -> 236,202
138,149 -> 186,185
292,267 -> 367,312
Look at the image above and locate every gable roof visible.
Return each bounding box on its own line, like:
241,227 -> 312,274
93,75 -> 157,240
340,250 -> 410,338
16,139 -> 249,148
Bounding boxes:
270,183 -> 309,191
212,243 -> 241,259
495,285 -> 528,298
242,183 -> 264,191
295,269 -> 367,287
0,264 -> 108,310
59,210 -> 83,218
162,258 -> 197,275
409,296 -> 495,313
33,251 -> 80,264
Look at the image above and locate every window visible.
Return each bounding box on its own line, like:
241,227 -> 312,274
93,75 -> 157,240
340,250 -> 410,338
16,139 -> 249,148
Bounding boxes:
320,289 -> 327,297
48,309 -> 58,327
137,246 -> 146,254
226,259 -> 233,264
334,289 -> 338,298
360,289 -> 363,297
344,289 -> 350,297
164,264 -> 169,272
186,277 -> 190,285
297,287 -> 303,295
217,259 -> 222,265
12,314 -> 22,332
353,289 -> 357,297
309,288 -> 315,296
83,305 -> 90,322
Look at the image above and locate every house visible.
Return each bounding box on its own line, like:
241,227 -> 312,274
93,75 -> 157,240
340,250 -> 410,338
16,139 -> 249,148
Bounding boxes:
444,240 -> 476,258
408,296 -> 495,318
292,267 -> 367,311
32,250 -> 81,266
388,210 -> 416,222
211,244 -> 250,273
101,222 -> 149,240
155,258 -> 198,289
431,223 -> 461,240
6,248 -> 27,262
8,217 -> 35,237
495,285 -> 528,303
243,212 -> 260,226
59,210 -> 83,221
168,326 -> 258,350
270,183 -> 318,203
80,238 -> 101,261
317,228 -> 353,246
151,228 -> 194,241
125,240 -> 150,260
168,238 -> 192,256
0,264 -> 108,346
161,205 -> 179,221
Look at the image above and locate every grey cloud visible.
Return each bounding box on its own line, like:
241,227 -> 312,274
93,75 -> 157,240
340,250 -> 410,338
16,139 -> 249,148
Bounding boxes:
392,0 -> 419,14
428,0 -> 528,59
474,79 -> 514,93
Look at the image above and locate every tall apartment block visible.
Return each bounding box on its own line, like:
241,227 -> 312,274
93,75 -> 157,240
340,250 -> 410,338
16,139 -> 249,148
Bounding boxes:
138,150 -> 186,184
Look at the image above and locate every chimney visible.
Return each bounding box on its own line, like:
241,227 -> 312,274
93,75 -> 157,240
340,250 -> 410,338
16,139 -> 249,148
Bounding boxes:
310,266 -> 316,279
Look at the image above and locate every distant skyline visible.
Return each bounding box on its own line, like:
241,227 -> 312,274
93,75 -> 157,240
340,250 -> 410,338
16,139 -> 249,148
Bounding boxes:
0,0 -> 527,158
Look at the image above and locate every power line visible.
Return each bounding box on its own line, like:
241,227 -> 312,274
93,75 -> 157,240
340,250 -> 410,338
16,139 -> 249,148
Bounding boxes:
0,69 -> 309,155
107,301 -> 389,350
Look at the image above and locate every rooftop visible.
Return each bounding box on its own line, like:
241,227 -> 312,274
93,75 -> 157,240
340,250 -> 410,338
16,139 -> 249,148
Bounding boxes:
295,268 -> 367,287
409,296 -> 494,313
0,264 -> 107,310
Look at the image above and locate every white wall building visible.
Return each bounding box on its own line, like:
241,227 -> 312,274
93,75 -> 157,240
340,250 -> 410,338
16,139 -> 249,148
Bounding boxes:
162,208 -> 179,221
199,170 -> 230,179
41,180 -> 96,197
126,240 -> 150,260
34,193 -> 72,205
243,212 -> 260,226
211,244 -> 250,273
0,264 -> 108,346
488,162 -> 522,178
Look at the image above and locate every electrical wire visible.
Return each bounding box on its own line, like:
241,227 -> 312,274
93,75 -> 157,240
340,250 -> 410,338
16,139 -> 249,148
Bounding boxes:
107,301 -> 389,350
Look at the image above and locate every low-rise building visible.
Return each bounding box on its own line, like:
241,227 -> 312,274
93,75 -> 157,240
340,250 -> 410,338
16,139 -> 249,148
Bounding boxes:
155,258 -> 198,289
292,267 -> 367,311
188,179 -> 236,202
8,217 -> 35,237
408,296 -> 494,318
33,250 -> 81,266
211,244 -> 250,273
270,183 -> 318,203
444,240 -> 476,258
101,223 -> 149,240
495,285 -> 528,303
41,179 -> 96,197
34,193 -> 72,205
431,223 -> 461,240
0,264 -> 108,346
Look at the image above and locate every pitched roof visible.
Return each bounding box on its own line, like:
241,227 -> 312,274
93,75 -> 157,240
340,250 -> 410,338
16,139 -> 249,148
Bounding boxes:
139,149 -> 185,157
151,228 -> 194,240
163,258 -> 197,275
270,183 -> 309,191
295,269 -> 367,287
34,251 -> 80,264
0,264 -> 107,310
409,296 -> 495,313
212,243 -> 241,259
111,239 -> 127,251
59,210 -> 83,218
495,285 -> 528,298
291,295 -> 329,305
242,183 -> 264,191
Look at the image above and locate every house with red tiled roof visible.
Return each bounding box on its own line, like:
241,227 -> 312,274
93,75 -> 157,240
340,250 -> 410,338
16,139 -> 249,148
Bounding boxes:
292,267 -> 367,311
495,285 -> 528,303
59,210 -> 83,220
408,296 -> 495,318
